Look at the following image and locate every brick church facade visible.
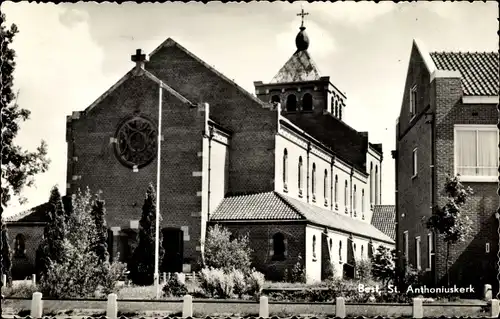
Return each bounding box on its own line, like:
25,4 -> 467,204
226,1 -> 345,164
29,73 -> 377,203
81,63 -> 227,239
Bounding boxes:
393,39 -> 499,295
6,19 -> 395,282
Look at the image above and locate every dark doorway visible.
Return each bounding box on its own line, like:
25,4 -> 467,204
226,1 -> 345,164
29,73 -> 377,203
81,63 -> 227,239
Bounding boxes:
162,228 -> 184,273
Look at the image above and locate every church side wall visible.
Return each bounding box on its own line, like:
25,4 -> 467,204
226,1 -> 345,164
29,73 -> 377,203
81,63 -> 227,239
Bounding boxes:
305,225 -> 323,283
67,74 -> 205,272
325,229 -> 348,279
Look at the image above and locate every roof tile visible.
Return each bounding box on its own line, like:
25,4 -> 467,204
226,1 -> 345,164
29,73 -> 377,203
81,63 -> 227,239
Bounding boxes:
371,205 -> 396,240
270,50 -> 321,83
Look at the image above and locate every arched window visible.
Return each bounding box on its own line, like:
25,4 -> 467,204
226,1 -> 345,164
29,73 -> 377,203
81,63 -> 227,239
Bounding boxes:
272,233 -> 286,261
334,100 -> 338,117
312,235 -> 317,259
312,163 -> 316,197
339,241 -> 343,261
323,169 -> 328,201
353,243 -> 357,252
298,156 -> 303,194
283,149 -> 288,188
362,189 -> 365,214
334,175 -> 338,207
286,94 -> 297,112
329,238 -> 333,252
330,96 -> 334,114
271,95 -> 281,111
353,185 -> 357,215
14,233 -> 26,257
361,245 -> 364,258
370,162 -> 374,206
339,103 -> 343,120
344,180 -> 348,212
302,93 -> 313,111
375,165 -> 379,205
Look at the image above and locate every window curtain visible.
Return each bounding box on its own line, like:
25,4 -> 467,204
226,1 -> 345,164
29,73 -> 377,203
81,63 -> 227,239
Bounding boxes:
477,130 -> 497,176
456,130 -> 477,175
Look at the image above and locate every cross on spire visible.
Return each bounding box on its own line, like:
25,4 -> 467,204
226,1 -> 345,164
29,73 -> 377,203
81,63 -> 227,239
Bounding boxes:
131,49 -> 148,70
297,7 -> 309,28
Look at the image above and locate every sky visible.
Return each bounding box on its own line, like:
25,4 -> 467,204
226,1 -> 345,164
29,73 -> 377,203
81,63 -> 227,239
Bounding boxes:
2,1 -> 498,215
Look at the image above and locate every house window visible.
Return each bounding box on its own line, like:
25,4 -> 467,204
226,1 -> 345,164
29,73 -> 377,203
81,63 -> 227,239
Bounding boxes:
14,233 -> 26,257
286,94 -> 297,112
302,93 -> 313,111
454,125 -> 498,181
298,156 -> 303,195
312,163 -> 316,199
312,235 -> 317,260
427,233 -> 433,270
338,103 -> 343,120
283,149 -> 288,190
344,180 -> 348,213
361,189 -> 365,213
370,162 -> 374,206
334,100 -> 338,117
403,231 -> 409,265
353,185 -> 357,214
486,243 -> 490,253
323,169 -> 328,203
361,245 -> 364,259
334,175 -> 339,208
375,166 -> 379,205
339,241 -> 343,262
415,236 -> 421,270
330,97 -> 335,114
412,148 -> 418,178
409,85 -> 417,118
272,233 -> 286,261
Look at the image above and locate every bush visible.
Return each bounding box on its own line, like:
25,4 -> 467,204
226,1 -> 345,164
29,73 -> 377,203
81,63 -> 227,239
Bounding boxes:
2,282 -> 38,298
203,225 -> 252,271
246,269 -> 265,297
371,246 -> 395,286
290,254 -> 305,283
232,268 -> 247,298
100,261 -> 128,295
355,258 -> 372,281
198,267 -> 233,298
162,274 -> 188,297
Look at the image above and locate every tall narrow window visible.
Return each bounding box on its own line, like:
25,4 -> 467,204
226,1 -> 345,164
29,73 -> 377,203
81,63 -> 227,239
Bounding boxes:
427,233 -> 433,270
415,236 -> 421,270
283,149 -> 288,190
324,169 -> 328,204
334,175 -> 339,208
403,231 -> 409,266
375,166 -> 379,205
409,85 -> 417,118
272,233 -> 286,261
339,241 -> 343,262
330,97 -> 335,114
455,125 -> 498,181
302,93 -> 313,111
353,185 -> 357,214
312,235 -> 317,260
298,156 -> 303,195
334,100 -> 338,117
361,245 -> 364,259
361,189 -> 365,218
312,163 -> 317,199
370,162 -> 374,206
344,180 -> 348,213
412,148 -> 418,177
329,238 -> 333,253
14,234 -> 26,257
339,103 -> 343,120
286,94 -> 297,112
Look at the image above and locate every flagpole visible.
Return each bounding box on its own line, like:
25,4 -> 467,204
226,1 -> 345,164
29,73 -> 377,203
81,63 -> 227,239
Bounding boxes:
155,82 -> 163,299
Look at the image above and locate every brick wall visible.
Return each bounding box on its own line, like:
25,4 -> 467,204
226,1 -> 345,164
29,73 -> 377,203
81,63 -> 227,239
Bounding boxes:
210,222 -> 306,281
6,223 -> 45,279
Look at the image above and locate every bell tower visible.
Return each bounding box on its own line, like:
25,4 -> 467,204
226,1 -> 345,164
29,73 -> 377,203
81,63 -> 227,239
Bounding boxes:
254,8 -> 347,121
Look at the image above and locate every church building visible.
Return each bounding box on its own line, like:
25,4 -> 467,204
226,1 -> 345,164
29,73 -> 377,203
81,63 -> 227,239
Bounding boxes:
6,13 -> 395,283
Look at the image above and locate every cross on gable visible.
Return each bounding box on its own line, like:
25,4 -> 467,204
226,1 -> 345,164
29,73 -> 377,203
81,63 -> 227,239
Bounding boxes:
131,49 -> 147,63
297,7 -> 309,28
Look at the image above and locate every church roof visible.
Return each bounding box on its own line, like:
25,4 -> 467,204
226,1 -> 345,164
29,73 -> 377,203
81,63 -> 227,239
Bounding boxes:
211,191 -> 394,244
429,51 -> 499,96
281,113 -> 368,172
270,50 -> 322,84
371,205 -> 396,241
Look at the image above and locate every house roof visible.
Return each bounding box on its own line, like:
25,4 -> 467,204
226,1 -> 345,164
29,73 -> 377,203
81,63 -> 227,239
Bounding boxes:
371,205 -> 396,241
281,113 -> 368,172
429,52 -> 499,96
270,50 -> 322,84
211,191 -> 394,244
4,202 -> 51,223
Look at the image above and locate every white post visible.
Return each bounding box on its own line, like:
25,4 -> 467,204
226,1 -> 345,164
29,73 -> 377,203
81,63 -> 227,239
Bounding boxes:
182,294 -> 193,318
2,274 -> 6,286
412,297 -> 423,319
335,297 -> 345,318
32,274 -> 36,286
107,293 -> 118,319
163,272 -> 167,284
154,81 -> 163,299
30,292 -> 43,318
484,284 -> 493,301
259,296 -> 269,318
491,299 -> 499,318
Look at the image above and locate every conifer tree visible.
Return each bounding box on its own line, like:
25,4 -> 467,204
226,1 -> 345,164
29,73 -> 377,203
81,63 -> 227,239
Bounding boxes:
128,184 -> 164,285
90,195 -> 109,262
1,218 -> 12,288
36,186 -> 68,278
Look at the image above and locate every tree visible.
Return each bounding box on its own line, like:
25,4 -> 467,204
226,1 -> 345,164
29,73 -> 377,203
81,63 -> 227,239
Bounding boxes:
426,175 -> 473,286
128,184 -> 164,285
1,218 -> 12,288
1,12 -> 50,208
90,194 -> 109,262
203,225 -> 253,271
371,245 -> 395,286
36,186 -> 68,278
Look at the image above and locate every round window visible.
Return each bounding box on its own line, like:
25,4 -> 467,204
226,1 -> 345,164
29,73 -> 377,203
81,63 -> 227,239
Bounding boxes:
114,116 -> 157,169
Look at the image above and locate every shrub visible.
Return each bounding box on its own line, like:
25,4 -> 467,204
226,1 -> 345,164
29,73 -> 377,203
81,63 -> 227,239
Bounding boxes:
232,268 -> 247,298
198,267 -> 233,298
371,246 -> 395,286
290,254 -> 305,283
355,258 -> 372,281
2,282 -> 38,298
246,269 -> 265,297
100,261 -> 128,295
203,225 -> 252,271
162,274 -> 188,297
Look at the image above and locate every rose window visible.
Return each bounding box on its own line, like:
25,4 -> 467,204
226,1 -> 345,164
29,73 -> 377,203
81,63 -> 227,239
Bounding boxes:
114,116 -> 157,169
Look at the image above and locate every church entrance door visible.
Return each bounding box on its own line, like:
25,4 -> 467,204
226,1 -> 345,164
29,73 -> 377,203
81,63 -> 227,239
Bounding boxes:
162,228 -> 184,273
